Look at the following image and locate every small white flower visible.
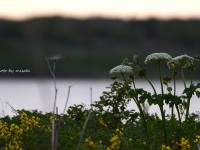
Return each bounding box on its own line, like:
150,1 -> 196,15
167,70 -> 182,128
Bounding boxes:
144,53 -> 172,64
167,54 -> 194,69
109,65 -> 133,75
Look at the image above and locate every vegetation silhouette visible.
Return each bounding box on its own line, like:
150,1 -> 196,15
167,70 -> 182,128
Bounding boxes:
0,16 -> 200,78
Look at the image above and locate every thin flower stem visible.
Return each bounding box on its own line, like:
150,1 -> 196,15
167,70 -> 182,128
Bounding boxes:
130,79 -> 148,133
58,86 -> 72,126
176,105 -> 182,127
160,105 -> 167,144
52,62 -> 58,114
145,70 -> 167,144
133,92 -> 147,128
185,99 -> 191,122
181,68 -> 187,89
122,74 -> 147,133
173,72 -> 176,99
121,73 -> 127,82
190,70 -> 194,85
54,107 -> 58,150
158,63 -> 167,143
171,72 -> 176,119
46,58 -> 58,114
52,119 -> 55,150
77,88 -> 93,150
159,63 -> 164,95
172,71 -> 181,127
90,87 -> 93,109
144,76 -> 157,97
5,102 -> 18,115
77,110 -> 92,150
45,58 -> 58,150
171,70 -> 176,117
171,103 -> 174,119
186,70 -> 194,122
132,77 -> 137,90
181,68 -> 191,122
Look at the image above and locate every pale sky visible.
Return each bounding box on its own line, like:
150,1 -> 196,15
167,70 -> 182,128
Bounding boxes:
0,0 -> 200,20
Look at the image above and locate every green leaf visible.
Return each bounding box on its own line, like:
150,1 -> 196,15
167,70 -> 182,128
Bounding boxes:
196,83 -> 200,89
183,84 -> 196,99
196,91 -> 200,98
139,92 -> 151,104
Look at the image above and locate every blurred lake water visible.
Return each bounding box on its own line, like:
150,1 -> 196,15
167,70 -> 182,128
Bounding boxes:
0,79 -> 199,117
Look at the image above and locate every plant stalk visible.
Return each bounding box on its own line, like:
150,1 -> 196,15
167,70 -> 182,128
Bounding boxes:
159,63 -> 164,95
181,68 -> 187,89
181,68 -> 191,122
77,88 -> 93,150
172,71 -> 182,127
131,79 -> 147,132
58,86 -> 72,126
46,58 -> 58,150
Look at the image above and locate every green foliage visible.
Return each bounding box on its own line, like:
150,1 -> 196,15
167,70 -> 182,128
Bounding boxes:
1,53 -> 200,149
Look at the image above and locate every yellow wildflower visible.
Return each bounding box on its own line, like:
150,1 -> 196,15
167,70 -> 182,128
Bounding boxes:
128,138 -> 132,142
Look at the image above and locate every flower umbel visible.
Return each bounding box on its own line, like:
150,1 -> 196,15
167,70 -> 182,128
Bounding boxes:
144,53 -> 172,64
109,65 -> 133,75
167,54 -> 194,69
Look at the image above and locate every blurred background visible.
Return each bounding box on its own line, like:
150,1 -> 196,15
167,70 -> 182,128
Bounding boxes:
0,0 -> 200,78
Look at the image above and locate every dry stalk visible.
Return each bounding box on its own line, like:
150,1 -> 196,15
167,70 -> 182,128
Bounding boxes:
77,88 -> 93,150
45,57 -> 58,150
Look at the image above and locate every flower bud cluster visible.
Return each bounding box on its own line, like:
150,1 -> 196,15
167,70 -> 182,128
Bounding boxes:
194,135 -> 200,144
176,137 -> 191,150
106,128 -> 123,150
0,122 -> 23,150
99,117 -> 108,127
19,112 -> 41,131
161,144 -> 171,150
84,137 -> 96,149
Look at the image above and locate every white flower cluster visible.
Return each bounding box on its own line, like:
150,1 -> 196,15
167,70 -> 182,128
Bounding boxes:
109,65 -> 133,75
167,54 -> 194,69
144,53 -> 172,64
